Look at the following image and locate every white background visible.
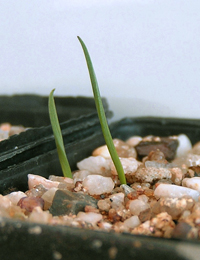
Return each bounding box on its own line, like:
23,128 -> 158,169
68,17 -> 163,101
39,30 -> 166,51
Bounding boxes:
0,0 -> 200,121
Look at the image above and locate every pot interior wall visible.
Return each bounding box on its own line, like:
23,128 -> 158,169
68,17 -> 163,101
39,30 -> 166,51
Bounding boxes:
0,95 -> 109,127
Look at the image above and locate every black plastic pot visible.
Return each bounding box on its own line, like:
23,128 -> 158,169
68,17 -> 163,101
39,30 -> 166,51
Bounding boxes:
0,117 -> 200,260
0,95 -> 111,171
0,94 -> 109,127
0,112 -> 103,172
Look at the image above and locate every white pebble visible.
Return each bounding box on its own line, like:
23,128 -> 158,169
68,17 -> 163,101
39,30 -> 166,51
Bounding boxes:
182,177 -> 200,192
186,153 -> 200,167
176,134 -> 192,157
126,136 -> 142,147
129,199 -> 150,215
111,158 -> 141,176
77,156 -> 111,176
109,192 -> 125,209
29,207 -> 52,224
123,216 -> 141,229
138,194 -> 149,203
0,195 -> 12,209
5,191 -> 27,205
41,187 -> 58,205
92,145 -> 111,158
76,212 -> 102,225
28,174 -> 59,190
82,175 -> 114,195
154,183 -> 200,201
98,222 -> 112,230
73,170 -> 91,184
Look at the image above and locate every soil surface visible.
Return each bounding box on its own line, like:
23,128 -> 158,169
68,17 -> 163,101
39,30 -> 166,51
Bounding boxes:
2,134 -> 200,241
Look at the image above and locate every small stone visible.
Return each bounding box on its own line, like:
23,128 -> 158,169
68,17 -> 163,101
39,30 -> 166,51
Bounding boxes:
144,189 -> 154,198
176,134 -> 192,157
182,177 -> 200,192
135,136 -> 179,161
123,215 -> 141,229
77,156 -> 111,176
171,167 -> 184,185
26,184 -> 47,197
5,191 -> 27,205
49,176 -> 74,190
129,199 -> 150,216
28,174 -> 59,190
152,197 -> 194,220
9,126 -> 26,136
126,136 -> 142,147
49,190 -> 98,216
29,207 -> 52,224
0,195 -> 12,209
127,191 -> 138,200
135,166 -> 171,183
150,212 -> 175,238
108,208 -> 121,223
93,139 -> 137,158
154,184 -> 200,201
192,141 -> 200,155
82,175 -> 114,195
17,197 -> 44,213
92,144 -> 111,158
41,187 -> 58,210
138,207 -> 151,222
98,222 -> 112,230
172,222 -> 193,238
144,150 -> 167,164
97,198 -> 111,211
73,170 -> 91,184
76,212 -> 102,225
84,205 -> 99,213
138,194 -> 149,203
111,158 -> 141,184
111,139 -> 137,158
133,212 -> 175,238
49,175 -> 65,182
185,153 -> 200,167
109,192 -> 125,210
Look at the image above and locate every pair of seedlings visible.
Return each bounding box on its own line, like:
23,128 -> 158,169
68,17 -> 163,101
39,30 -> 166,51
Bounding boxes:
48,36 -> 126,185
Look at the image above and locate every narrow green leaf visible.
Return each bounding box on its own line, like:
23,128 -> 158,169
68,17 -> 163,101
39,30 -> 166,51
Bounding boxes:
48,89 -> 72,179
77,36 -> 126,184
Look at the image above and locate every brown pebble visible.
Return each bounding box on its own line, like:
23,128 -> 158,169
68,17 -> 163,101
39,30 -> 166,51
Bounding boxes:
85,205 -> 99,213
144,150 -> 167,164
108,208 -> 121,223
139,207 -> 152,222
135,137 -> 179,161
172,222 -> 192,239
144,189 -> 154,197
127,191 -> 138,200
17,197 -> 44,213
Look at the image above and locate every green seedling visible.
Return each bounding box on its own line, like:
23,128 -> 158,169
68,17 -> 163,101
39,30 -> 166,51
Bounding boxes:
48,89 -> 73,179
77,36 -> 126,185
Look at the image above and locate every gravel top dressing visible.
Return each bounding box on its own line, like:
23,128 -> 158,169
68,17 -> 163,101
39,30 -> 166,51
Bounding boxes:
2,133 -> 200,241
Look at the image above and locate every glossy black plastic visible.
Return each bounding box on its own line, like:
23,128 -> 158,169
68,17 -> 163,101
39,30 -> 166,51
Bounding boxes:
0,94 -> 108,127
0,95 -> 111,171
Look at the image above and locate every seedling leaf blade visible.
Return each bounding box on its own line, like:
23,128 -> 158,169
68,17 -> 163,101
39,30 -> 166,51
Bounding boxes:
48,89 -> 72,179
77,36 -> 126,184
